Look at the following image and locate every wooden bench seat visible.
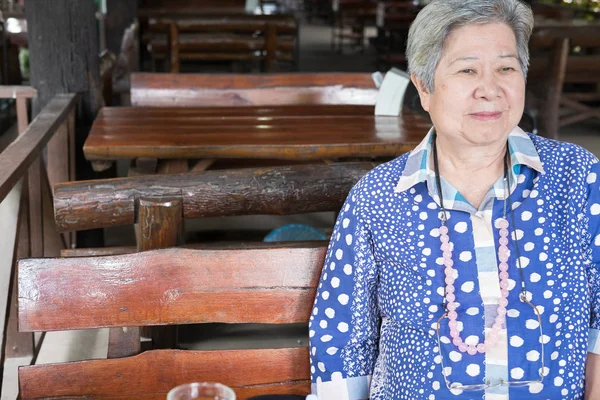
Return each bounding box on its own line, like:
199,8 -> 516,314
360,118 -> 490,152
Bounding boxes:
18,245 -> 322,398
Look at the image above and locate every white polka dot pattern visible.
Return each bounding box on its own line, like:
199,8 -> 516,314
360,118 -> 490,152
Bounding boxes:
309,131 -> 600,399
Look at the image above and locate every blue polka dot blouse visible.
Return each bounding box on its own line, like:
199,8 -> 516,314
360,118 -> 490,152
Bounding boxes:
309,127 -> 600,400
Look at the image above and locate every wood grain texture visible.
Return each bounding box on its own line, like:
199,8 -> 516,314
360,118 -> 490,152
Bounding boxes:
0,94 -> 77,203
83,105 -> 429,161
19,348 -> 310,399
133,198 -> 183,352
53,162 -> 374,232
18,245 -> 326,332
131,72 -> 378,107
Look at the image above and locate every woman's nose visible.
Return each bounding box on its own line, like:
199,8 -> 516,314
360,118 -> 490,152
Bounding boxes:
474,73 -> 501,100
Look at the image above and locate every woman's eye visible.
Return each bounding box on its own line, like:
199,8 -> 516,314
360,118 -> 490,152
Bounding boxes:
501,67 -> 516,72
460,69 -> 475,74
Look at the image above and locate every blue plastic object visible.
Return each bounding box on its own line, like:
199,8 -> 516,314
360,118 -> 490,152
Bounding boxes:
264,224 -> 327,242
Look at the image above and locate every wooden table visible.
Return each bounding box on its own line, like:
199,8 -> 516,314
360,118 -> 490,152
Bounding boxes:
84,105 -> 431,172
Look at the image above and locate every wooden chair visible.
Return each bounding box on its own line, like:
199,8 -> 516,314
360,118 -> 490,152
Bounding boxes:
130,72 -> 379,107
17,244 -> 323,399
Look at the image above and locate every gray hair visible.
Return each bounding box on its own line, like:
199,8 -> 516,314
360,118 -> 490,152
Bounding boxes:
406,0 -> 534,92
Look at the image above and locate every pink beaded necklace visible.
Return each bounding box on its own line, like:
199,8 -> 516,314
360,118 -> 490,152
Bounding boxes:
432,137 -> 528,355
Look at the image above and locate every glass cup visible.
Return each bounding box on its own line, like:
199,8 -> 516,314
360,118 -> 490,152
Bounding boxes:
167,382 -> 236,400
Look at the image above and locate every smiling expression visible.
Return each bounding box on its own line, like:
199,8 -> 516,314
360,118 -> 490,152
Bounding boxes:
413,23 -> 526,148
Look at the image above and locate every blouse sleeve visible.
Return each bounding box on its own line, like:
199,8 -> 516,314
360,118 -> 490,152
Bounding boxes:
585,161 -> 600,355
309,184 -> 380,400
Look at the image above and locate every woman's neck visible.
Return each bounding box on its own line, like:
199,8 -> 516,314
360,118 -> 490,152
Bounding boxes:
434,135 -> 507,209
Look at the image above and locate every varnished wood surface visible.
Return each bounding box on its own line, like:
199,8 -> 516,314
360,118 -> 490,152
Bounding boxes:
53,162 -> 374,232
19,348 -> 310,399
0,94 -> 77,203
84,105 -> 430,161
18,245 -> 326,332
131,72 -> 380,107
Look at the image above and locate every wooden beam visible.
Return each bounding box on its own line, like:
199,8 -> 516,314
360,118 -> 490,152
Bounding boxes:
0,94 -> 77,204
53,162 -> 374,232
19,348 -> 310,399
18,245 -> 325,332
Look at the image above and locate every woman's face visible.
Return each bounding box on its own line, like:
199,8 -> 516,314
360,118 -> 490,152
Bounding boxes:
413,23 -> 526,148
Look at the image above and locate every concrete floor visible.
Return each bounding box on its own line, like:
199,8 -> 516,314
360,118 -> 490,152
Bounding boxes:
2,20 -> 600,400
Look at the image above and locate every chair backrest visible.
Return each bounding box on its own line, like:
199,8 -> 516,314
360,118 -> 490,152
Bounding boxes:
53,162 -> 374,232
130,72 -> 379,107
18,244 -> 323,398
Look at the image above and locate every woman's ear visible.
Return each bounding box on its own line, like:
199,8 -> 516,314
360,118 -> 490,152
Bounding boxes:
411,74 -> 431,112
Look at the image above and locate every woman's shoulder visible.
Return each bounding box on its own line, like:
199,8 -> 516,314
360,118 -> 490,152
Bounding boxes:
344,153 -> 411,210
352,153 -> 411,193
528,133 -> 599,173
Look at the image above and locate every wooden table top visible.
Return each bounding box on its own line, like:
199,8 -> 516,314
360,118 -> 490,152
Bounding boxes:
84,105 -> 431,162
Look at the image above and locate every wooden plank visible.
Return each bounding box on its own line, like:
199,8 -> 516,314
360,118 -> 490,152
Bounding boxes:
0,86 -> 36,99
19,348 -> 310,399
82,108 -> 428,162
46,117 -> 70,189
18,245 -> 325,332
0,94 -> 77,204
53,162 -> 373,232
27,158 -> 44,258
130,72 -> 378,107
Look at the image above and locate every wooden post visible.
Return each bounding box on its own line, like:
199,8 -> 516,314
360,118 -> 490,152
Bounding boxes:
107,198 -> 183,358
538,38 -> 569,140
26,0 -> 103,247
169,23 -> 180,73
265,23 -> 277,73
26,0 -> 101,179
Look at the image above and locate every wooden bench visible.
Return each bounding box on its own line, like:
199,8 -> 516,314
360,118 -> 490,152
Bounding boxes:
17,244 -> 322,399
52,162 -> 373,355
53,162 -> 374,233
130,72 -> 379,107
144,15 -> 298,72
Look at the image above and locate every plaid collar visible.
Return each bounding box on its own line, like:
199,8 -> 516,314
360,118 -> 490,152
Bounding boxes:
393,127 -> 545,213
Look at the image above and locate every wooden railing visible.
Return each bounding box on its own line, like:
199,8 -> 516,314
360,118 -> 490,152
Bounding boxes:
0,90 -> 77,390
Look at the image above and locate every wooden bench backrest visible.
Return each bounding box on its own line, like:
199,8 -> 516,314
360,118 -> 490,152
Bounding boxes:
53,162 -> 374,232
131,72 -> 379,107
18,244 -> 323,398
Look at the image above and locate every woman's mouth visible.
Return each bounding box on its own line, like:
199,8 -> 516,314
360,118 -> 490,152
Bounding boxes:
470,111 -> 503,121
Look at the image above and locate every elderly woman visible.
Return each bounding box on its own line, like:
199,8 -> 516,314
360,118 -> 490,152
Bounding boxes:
309,0 -> 600,399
